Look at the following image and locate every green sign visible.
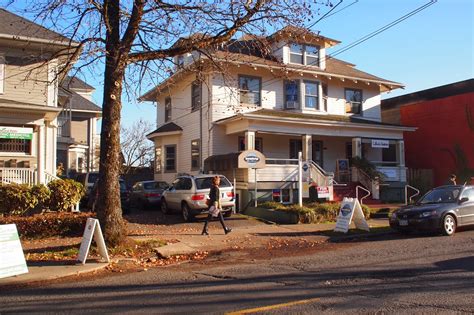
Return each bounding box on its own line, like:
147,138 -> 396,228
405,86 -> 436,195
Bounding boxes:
0,224 -> 29,279
0,127 -> 33,140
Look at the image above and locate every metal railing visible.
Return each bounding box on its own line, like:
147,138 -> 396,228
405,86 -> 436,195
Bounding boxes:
356,185 -> 371,205
405,185 -> 420,205
309,160 -> 334,187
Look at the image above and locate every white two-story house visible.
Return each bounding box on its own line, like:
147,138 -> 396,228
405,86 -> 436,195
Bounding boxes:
0,9 -> 76,185
140,26 -> 414,206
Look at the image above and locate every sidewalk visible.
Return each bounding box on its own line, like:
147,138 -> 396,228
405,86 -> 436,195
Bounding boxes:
0,218 -> 390,287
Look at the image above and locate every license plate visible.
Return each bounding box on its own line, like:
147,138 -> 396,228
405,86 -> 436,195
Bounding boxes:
399,219 -> 408,226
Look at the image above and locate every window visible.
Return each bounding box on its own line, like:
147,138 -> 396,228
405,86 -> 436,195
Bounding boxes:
155,147 -> 162,173
289,44 -> 320,66
191,81 -> 201,111
191,139 -> 200,170
164,97 -> 172,122
238,136 -> 263,152
195,176 -> 232,189
164,145 -> 176,172
461,188 -> 474,200
304,81 -> 319,109
322,83 -> 328,111
284,80 -> 299,109
345,88 -> 363,114
289,139 -> 302,159
0,55 -> 4,94
0,139 -> 31,154
239,75 -> 261,106
177,55 -> 184,67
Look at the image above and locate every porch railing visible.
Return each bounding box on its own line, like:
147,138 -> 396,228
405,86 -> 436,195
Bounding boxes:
0,168 -> 36,185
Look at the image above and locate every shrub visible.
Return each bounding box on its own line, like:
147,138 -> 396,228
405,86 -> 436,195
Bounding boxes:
29,184 -> 51,214
47,179 -> 85,212
0,183 -> 38,215
0,212 -> 94,239
259,201 -> 371,224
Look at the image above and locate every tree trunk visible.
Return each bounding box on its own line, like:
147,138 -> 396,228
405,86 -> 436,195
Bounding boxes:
96,0 -> 126,246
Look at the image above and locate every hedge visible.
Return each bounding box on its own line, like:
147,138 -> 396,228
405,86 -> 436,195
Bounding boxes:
0,179 -> 84,216
259,201 -> 371,224
0,212 -> 94,239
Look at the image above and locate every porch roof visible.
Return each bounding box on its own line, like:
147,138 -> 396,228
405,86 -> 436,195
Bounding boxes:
215,109 -> 415,138
0,99 -> 62,120
146,122 -> 183,139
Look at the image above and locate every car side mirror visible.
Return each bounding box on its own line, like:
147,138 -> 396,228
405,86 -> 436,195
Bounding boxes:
459,197 -> 469,204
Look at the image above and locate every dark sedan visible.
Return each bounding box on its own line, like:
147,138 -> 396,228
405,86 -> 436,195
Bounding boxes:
390,185 -> 474,236
129,180 -> 169,210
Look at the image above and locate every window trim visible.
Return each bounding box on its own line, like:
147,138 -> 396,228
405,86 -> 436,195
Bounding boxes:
284,79 -> 300,109
164,144 -> 176,173
191,81 -> 202,112
344,88 -> 363,115
238,74 -> 262,106
164,97 -> 172,122
303,80 -> 319,110
191,139 -> 200,171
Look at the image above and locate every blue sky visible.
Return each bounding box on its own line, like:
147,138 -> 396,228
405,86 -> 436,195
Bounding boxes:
6,0 -> 473,128
111,0 -> 473,128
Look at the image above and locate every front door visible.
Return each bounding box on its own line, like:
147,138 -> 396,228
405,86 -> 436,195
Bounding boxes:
312,140 -> 323,167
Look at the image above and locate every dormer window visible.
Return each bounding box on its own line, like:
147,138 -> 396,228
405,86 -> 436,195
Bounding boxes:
177,55 -> 184,67
289,43 -> 320,66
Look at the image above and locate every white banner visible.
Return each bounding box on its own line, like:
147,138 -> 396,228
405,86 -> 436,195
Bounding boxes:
77,218 -> 110,264
371,139 -> 389,148
334,198 -> 370,233
0,224 -> 28,279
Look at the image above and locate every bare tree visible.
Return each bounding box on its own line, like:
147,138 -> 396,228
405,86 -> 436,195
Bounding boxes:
5,0 -> 329,245
121,119 -> 154,175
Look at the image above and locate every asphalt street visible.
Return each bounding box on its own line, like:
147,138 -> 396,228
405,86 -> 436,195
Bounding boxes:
1,229 -> 473,314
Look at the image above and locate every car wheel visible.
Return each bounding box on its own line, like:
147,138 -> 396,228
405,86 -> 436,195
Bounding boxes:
442,214 -> 456,236
161,199 -> 170,214
182,203 -> 194,222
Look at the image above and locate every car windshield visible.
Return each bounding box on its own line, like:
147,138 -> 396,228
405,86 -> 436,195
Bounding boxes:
88,173 -> 99,184
195,176 -> 232,189
119,181 -> 127,191
418,187 -> 461,204
144,182 -> 168,190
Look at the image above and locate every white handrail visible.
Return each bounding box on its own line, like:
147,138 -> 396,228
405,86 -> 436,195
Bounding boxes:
356,185 -> 371,205
405,184 -> 420,205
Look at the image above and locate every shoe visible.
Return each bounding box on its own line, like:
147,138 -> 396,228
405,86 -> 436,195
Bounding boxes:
201,230 -> 209,235
224,227 -> 232,235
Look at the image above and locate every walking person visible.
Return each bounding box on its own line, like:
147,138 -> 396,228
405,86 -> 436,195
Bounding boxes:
447,174 -> 457,185
202,176 -> 232,235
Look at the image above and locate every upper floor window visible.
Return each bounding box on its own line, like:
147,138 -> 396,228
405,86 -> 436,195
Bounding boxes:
0,138 -> 31,154
304,81 -> 319,109
289,44 -> 320,66
191,139 -> 200,170
238,136 -> 263,152
345,88 -> 362,115
164,144 -> 176,172
239,75 -> 261,106
191,81 -> 202,112
284,80 -> 299,109
165,97 -> 172,122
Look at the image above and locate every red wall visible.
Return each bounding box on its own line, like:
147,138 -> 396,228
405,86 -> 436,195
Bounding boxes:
400,92 -> 474,186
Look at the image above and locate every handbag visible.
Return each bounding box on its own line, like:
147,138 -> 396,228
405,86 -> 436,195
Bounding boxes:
208,205 -> 220,217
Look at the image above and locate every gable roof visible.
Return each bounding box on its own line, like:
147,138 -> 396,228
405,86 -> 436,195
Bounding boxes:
62,76 -> 95,91
267,25 -> 340,47
0,9 -> 73,45
381,79 -> 474,110
69,91 -> 101,113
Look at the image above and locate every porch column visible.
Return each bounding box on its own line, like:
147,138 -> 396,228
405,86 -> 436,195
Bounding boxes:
302,134 -> 312,161
37,125 -> 45,184
245,131 -> 255,150
396,140 -> 405,166
352,137 -> 362,158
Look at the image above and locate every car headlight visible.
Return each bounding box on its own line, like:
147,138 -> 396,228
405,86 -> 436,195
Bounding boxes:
420,210 -> 437,218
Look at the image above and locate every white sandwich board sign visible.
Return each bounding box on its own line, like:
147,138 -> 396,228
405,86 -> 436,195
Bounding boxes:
334,197 -> 370,233
77,218 -> 110,264
0,224 -> 28,279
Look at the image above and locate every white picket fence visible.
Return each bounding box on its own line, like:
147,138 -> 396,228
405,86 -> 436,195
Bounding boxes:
0,168 -> 59,186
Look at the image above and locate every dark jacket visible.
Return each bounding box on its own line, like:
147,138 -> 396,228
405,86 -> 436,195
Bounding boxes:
209,185 -> 220,206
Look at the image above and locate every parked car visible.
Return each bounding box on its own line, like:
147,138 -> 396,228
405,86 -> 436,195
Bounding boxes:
129,180 -> 169,210
74,172 -> 100,206
161,174 -> 235,222
390,185 -> 474,236
87,179 -> 130,214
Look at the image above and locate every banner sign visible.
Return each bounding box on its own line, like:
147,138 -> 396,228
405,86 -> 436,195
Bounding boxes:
317,186 -> 330,198
0,126 -> 33,140
371,139 -> 389,148
238,150 -> 266,169
77,218 -> 110,264
0,224 -> 28,279
334,197 -> 370,233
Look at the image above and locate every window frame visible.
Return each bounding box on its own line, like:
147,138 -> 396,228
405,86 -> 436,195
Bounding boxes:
305,45 -> 320,66
164,97 -> 172,122
289,43 -> 304,64
288,43 -> 320,67
303,80 -> 319,110
191,80 -> 202,112
344,88 -> 363,115
164,144 -> 176,173
238,75 -> 262,106
284,80 -> 300,109
238,136 -> 263,153
191,139 -> 200,171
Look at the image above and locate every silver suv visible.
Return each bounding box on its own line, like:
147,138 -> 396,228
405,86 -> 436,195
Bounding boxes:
161,174 -> 235,222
